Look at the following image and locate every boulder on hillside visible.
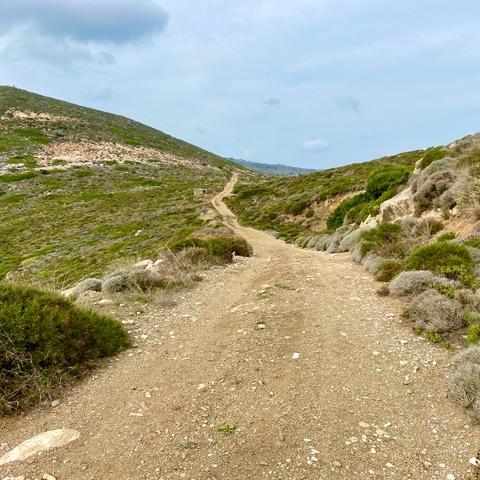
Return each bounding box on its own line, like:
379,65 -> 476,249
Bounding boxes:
62,278 -> 102,298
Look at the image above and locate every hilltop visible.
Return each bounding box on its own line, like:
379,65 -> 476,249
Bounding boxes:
230,158 -> 317,177
0,86 -> 240,171
0,87 -> 245,287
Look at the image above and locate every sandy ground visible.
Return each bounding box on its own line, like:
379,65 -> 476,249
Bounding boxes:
1,174 -> 479,480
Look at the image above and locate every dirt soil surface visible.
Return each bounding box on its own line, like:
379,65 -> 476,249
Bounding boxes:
1,174 -> 479,480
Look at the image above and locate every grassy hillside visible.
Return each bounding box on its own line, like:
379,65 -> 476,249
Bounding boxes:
0,86 -> 239,170
227,150 -> 425,241
231,158 -> 317,177
0,87 -> 239,287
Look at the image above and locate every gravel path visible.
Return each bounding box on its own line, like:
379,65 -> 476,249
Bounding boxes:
1,175 -> 478,480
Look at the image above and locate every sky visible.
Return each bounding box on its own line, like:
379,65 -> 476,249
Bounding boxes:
1,0 -> 480,169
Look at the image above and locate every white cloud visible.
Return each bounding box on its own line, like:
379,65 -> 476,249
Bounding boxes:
300,137 -> 329,152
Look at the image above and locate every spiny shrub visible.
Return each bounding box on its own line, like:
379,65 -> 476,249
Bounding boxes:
366,164 -> 410,199
420,146 -> 450,170
448,346 -> 480,422
406,241 -> 475,287
0,283 -> 130,414
360,222 -> 403,257
409,289 -> 463,333
389,270 -> 455,297
375,259 -> 404,282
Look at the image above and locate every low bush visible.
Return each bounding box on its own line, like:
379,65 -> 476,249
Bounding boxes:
360,222 -> 403,257
429,281 -> 456,299
437,231 -> 457,242
420,146 -> 450,170
170,233 -> 252,264
468,323 -> 480,345
327,193 -> 370,230
457,290 -> 480,310
326,164 -> 411,230
375,259 -> 404,282
338,228 -> 364,252
406,241 -> 476,287
448,346 -> 480,422
389,270 -> 455,296
0,283 -> 130,414
366,164 -> 410,199
409,289 -> 463,333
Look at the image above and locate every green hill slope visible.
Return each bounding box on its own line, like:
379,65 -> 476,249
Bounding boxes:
0,86 -> 237,169
226,150 -> 425,241
0,87 -> 238,286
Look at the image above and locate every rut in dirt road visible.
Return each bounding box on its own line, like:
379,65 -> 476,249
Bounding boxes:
0,175 -> 478,480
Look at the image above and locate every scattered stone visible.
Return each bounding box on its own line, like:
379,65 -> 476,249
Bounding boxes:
0,429 -> 80,465
446,475 -> 455,480
292,352 -> 300,360
62,278 -> 102,298
51,400 -> 60,408
97,298 -> 114,305
332,461 -> 342,468
133,259 -> 153,269
359,422 -> 370,428
470,457 -> 480,466
42,474 -> 57,480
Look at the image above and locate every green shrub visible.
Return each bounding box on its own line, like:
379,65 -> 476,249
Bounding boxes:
7,155 -> 37,168
437,265 -> 478,290
406,241 -> 475,286
327,192 -> 370,230
464,236 -> 480,249
420,146 -> 449,170
0,283 -> 130,414
437,231 -> 457,242
366,164 -> 410,199
326,164 -> 410,230
360,222 -> 403,257
170,233 -> 252,265
375,258 -> 404,282
429,281 -> 456,299
0,171 -> 38,182
468,323 -> 480,345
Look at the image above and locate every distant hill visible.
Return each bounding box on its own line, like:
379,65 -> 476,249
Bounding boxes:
231,158 -> 317,177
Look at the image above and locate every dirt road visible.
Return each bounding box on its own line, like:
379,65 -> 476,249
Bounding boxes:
1,175 -> 478,479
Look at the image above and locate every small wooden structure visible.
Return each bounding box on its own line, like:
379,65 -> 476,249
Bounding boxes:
194,188 -> 208,196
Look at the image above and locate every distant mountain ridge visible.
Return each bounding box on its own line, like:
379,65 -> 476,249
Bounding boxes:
231,158 -> 317,177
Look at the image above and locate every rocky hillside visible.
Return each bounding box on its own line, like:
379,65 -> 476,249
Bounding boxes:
0,87 -> 244,287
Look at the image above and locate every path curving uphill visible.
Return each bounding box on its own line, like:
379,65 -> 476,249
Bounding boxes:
0,175 -> 478,479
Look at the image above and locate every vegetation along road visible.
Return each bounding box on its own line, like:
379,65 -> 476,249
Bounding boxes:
1,175 -> 478,480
